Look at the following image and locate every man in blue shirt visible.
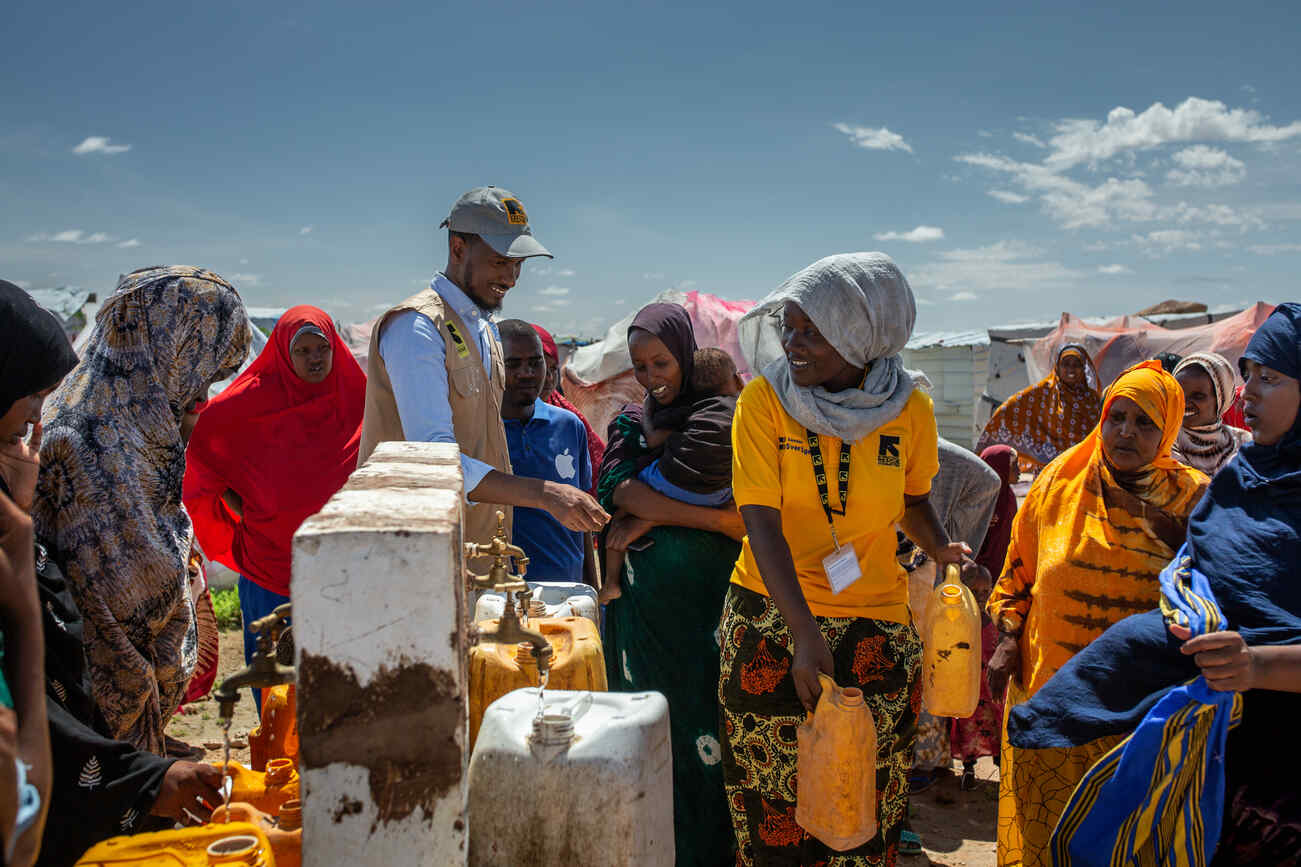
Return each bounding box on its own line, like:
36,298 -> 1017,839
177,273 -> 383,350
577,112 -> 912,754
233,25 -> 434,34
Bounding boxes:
497,320 -> 598,586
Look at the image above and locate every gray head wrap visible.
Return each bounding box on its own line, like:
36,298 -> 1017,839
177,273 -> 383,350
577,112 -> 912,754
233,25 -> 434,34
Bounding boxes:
737,252 -> 923,442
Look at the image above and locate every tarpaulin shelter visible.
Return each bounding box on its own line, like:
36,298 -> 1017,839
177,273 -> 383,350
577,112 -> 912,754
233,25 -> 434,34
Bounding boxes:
561,289 -> 755,438
1026,302 -> 1276,390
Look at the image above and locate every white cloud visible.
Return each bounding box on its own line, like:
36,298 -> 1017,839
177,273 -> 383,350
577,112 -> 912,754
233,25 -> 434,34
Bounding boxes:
555,268 -> 576,277
72,136 -> 131,155
239,258 -> 250,265
977,130 -> 994,138
1248,243 -> 1301,255
117,238 -> 140,248
911,240 -> 1080,293
873,225 -> 944,243
1165,146 -> 1246,187
1042,97 -> 1301,170
1013,132 -> 1047,148
228,272 -> 262,287
957,152 -> 1159,229
539,286 -> 571,296
1083,241 -> 1109,252
1131,230 -> 1202,255
11,280 -> 31,290
832,122 -> 913,153
988,189 -> 1029,204
916,297 -> 935,306
299,226 -> 313,235
1098,264 -> 1133,275
642,272 -> 665,280
949,291 -> 979,302
26,229 -> 115,244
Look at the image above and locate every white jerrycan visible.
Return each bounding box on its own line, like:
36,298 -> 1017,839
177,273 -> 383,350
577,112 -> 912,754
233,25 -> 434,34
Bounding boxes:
468,688 -> 674,866
473,580 -> 599,628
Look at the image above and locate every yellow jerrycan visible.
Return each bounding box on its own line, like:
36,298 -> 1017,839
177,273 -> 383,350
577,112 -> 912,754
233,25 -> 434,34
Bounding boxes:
212,800 -> 302,867
75,821 -> 276,865
213,759 -> 301,817
468,615 -> 607,748
796,672 -> 878,851
922,564 -> 982,718
248,684 -> 298,773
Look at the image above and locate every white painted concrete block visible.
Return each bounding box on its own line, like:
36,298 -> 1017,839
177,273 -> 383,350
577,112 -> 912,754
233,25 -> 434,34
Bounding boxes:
293,448 -> 469,866
366,440 -> 462,466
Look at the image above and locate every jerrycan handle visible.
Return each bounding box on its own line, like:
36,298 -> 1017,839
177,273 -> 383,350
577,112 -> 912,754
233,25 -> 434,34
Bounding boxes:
943,563 -> 961,586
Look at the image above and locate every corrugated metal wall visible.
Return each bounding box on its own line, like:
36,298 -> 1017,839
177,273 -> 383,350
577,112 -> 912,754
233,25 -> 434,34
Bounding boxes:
902,343 -> 991,449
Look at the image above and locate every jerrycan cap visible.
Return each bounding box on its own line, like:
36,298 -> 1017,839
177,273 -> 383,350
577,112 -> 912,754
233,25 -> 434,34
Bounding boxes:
207,834 -> 262,865
532,711 -> 575,746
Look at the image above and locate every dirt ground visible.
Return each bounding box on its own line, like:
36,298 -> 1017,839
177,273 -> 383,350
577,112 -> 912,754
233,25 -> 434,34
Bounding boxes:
170,629 -> 998,865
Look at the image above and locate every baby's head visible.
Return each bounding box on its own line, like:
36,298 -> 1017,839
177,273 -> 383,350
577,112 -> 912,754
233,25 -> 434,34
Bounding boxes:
692,348 -> 743,397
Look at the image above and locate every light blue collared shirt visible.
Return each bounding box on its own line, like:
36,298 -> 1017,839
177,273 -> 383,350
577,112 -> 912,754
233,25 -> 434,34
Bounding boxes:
379,274 -> 501,500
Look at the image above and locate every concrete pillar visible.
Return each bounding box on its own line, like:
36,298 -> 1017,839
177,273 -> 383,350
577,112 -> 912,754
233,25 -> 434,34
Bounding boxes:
293,442 -> 468,866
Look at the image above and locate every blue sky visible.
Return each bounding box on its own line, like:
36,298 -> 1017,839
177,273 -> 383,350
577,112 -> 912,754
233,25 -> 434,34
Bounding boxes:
5,0 -> 1299,337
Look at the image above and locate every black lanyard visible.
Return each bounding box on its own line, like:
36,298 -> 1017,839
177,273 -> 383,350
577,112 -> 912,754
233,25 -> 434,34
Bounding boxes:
806,430 -> 851,541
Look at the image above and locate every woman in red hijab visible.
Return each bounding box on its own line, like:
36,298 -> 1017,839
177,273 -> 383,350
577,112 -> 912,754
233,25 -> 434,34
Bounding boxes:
532,323 -> 605,495
184,306 -> 365,684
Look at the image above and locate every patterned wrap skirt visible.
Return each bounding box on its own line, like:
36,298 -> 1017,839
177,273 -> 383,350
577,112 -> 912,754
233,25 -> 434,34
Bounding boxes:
718,584 -> 923,866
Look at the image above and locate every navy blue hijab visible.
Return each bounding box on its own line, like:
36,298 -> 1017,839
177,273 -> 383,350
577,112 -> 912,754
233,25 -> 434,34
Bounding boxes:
1010,302 -> 1301,748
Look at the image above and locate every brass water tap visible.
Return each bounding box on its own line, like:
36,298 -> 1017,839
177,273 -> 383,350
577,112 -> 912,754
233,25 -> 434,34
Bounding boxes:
465,512 -> 551,673
464,511 -> 530,591
213,603 -> 295,726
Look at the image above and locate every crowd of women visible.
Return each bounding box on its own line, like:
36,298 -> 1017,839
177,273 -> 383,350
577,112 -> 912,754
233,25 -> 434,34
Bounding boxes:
1,256 -> 1297,867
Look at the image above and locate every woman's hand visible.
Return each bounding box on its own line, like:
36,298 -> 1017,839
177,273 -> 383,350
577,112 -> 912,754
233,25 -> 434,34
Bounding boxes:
606,513 -> 657,551
1176,630 -> 1256,692
151,761 -> 224,825
0,421 -> 42,512
932,541 -> 971,569
791,625 -> 835,713
987,633 -> 1020,698
714,503 -> 747,542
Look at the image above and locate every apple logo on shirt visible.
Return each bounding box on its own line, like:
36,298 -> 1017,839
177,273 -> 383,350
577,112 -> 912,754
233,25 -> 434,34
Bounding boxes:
555,449 -> 577,480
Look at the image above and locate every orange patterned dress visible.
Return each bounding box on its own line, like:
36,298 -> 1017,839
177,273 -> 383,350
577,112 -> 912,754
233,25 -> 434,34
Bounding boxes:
985,361 -> 1208,866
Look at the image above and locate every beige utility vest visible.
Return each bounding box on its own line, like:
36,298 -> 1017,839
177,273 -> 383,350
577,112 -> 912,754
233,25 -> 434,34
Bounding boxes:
359,288 -> 513,562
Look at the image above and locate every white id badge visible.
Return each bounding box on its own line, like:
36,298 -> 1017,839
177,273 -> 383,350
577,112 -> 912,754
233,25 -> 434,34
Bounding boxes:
822,544 -> 861,594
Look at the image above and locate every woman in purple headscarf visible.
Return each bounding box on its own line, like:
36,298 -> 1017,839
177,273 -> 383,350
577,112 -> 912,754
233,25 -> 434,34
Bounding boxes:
596,302 -> 746,867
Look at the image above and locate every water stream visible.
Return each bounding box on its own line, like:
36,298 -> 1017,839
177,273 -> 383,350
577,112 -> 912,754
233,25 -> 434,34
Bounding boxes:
220,722 -> 233,821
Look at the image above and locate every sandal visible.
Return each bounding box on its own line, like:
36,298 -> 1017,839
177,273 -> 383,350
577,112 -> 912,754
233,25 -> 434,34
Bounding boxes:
899,829 -> 924,856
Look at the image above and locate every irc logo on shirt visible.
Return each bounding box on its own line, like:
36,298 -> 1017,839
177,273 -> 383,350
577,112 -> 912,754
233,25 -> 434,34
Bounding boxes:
877,434 -> 901,468
445,321 -> 471,359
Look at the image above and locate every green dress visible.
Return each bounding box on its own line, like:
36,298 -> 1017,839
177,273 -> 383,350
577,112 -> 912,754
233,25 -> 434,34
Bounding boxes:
600,413 -> 740,866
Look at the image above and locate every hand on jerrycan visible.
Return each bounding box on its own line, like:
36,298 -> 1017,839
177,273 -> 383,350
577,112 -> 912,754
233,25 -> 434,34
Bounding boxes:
796,672 -> 878,852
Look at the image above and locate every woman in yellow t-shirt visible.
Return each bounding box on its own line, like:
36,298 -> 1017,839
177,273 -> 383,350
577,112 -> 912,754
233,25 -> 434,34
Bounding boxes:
720,253 -> 973,866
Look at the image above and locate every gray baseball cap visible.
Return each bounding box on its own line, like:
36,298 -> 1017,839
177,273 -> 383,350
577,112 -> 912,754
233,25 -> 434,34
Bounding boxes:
439,186 -> 553,260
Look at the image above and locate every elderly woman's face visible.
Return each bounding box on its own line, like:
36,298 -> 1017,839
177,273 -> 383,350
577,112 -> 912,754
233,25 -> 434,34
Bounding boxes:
1101,396 -> 1164,472
629,329 -> 683,406
780,301 -> 860,391
1242,359 -> 1300,446
1057,352 -> 1086,387
1175,367 -> 1218,428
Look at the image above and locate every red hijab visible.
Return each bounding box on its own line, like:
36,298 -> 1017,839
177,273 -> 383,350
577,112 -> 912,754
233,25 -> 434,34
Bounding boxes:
532,323 -> 605,493
976,444 -> 1019,579
184,306 -> 366,595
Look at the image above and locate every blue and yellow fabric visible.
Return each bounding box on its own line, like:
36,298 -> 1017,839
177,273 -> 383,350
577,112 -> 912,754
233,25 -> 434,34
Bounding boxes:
1047,551 -> 1242,866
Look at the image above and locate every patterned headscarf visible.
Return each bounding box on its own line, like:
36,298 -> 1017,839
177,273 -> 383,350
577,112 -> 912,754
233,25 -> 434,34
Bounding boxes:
1171,352 -> 1251,477
34,266 -> 250,752
977,343 -> 1102,473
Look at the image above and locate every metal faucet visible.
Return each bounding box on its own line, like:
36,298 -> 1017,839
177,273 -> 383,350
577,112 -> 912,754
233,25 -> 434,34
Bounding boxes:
465,511 -> 553,675
213,603 -> 295,726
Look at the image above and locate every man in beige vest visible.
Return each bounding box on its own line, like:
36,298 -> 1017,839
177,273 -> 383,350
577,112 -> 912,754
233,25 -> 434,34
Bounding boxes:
360,186 -> 607,557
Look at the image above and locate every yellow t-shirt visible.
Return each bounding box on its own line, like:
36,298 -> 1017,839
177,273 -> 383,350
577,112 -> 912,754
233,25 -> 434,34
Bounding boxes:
729,375 -> 939,621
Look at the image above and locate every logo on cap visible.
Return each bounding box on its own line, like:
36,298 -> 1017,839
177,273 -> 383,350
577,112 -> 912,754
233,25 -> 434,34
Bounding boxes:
501,198 -> 529,226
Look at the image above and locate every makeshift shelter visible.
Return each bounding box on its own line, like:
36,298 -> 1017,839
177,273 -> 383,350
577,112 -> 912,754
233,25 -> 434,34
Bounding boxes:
902,330 -> 990,448
1026,302 -> 1276,389
30,287 -> 98,340
561,290 -> 755,437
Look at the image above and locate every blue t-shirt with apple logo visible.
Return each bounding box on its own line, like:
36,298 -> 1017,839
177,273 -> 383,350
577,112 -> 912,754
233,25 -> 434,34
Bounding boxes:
503,399 -> 592,582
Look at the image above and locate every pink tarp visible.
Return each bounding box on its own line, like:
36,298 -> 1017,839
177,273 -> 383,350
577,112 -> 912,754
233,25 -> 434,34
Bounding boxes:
1027,303 -> 1276,389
